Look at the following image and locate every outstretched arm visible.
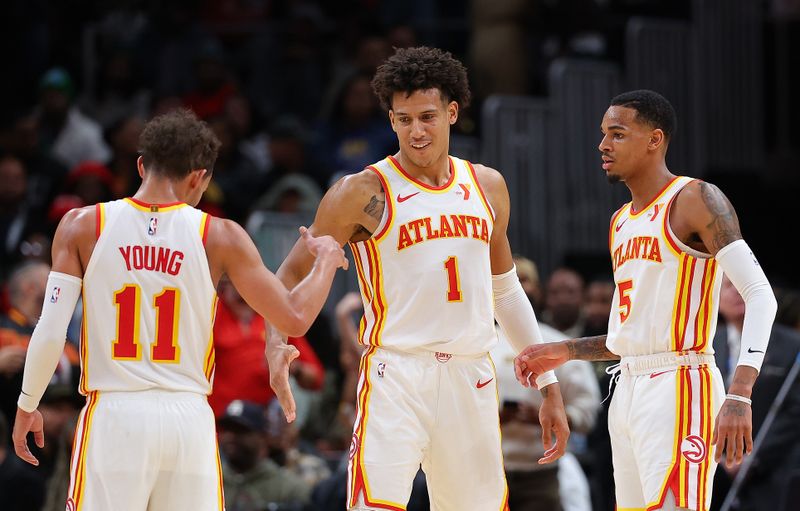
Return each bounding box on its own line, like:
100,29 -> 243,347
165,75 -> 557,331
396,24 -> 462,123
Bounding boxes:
514,335 -> 619,387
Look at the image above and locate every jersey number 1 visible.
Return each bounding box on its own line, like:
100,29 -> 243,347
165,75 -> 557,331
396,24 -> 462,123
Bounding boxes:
112,284 -> 181,363
444,256 -> 463,302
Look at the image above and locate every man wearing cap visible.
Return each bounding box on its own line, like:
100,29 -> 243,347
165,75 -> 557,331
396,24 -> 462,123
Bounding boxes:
218,400 -> 311,511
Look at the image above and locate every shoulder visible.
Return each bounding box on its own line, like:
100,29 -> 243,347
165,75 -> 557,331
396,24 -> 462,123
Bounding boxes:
673,179 -> 730,211
469,163 -> 506,194
330,168 -> 384,201
57,205 -> 97,240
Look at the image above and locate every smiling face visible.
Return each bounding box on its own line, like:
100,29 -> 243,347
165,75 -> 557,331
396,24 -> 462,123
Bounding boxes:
388,88 -> 457,171
598,105 -> 665,184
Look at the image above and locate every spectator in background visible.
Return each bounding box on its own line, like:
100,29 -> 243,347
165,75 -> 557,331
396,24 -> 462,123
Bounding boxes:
582,277 -> 615,337
0,262 -> 79,437
63,161 -> 115,206
209,279 -> 324,419
711,276 -> 800,511
218,400 -> 311,511
35,67 -> 112,169
0,413 -> 45,511
491,258 -> 600,511
182,39 -> 238,120
312,72 -> 397,182
514,255 -> 545,315
542,267 -> 586,337
0,154 -> 39,279
104,115 -> 145,198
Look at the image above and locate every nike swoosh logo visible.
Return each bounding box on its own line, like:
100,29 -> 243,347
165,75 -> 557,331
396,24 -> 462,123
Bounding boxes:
615,218 -> 627,232
747,347 -> 765,354
397,192 -> 420,203
476,378 -> 493,389
650,370 -> 671,379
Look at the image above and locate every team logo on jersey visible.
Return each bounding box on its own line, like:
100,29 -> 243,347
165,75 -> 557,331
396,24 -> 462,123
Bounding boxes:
148,217 -> 158,235
680,435 -> 707,463
66,498 -> 76,511
457,183 -> 471,200
49,286 -> 60,303
377,362 -> 386,378
435,352 -> 452,363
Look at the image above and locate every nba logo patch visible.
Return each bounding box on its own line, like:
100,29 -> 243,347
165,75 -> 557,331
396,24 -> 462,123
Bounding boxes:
50,286 -> 60,303
377,362 -> 386,378
148,217 -> 158,235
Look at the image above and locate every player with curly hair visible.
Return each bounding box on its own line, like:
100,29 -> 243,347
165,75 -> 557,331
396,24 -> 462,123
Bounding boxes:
269,46 -> 569,511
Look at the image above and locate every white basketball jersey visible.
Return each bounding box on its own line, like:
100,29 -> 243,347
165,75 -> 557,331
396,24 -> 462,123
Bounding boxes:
350,156 -> 497,355
606,176 -> 723,357
79,198 -> 217,395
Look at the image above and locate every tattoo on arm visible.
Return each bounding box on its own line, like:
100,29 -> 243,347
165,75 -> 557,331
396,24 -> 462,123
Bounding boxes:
722,402 -> 746,417
565,336 -> 620,361
363,195 -> 385,222
540,386 -> 549,398
699,182 -> 741,252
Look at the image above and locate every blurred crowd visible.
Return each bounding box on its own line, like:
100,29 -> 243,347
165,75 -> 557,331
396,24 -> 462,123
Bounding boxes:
1,1 -> 799,511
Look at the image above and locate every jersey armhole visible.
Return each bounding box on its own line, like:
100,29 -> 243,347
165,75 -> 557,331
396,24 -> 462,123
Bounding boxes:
95,203 -> 105,240
200,213 -> 212,246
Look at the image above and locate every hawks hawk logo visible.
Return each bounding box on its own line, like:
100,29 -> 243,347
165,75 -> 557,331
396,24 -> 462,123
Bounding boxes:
349,434 -> 359,460
681,435 -> 707,463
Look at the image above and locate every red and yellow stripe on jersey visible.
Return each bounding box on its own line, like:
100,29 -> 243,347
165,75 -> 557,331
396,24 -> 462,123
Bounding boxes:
347,346 -> 407,510
350,240 -> 388,347
645,366 -> 715,511
67,392 -> 100,510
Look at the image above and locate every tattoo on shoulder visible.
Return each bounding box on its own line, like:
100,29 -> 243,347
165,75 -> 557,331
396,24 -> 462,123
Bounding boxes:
566,336 -> 619,361
699,182 -> 741,252
363,195 -> 385,221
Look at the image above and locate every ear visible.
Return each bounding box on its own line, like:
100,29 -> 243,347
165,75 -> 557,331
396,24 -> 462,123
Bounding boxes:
649,129 -> 665,150
448,101 -> 459,125
137,156 -> 145,178
189,168 -> 208,189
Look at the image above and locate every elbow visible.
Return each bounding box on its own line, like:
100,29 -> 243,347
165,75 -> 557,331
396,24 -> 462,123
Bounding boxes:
282,311 -> 311,338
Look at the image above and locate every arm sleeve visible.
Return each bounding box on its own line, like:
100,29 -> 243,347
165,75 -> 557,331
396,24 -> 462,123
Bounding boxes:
715,240 -> 777,372
493,266 -> 558,388
17,272 -> 82,412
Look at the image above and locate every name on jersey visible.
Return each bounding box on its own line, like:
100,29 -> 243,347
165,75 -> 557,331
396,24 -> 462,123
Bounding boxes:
119,245 -> 185,275
397,214 -> 490,251
612,236 -> 662,271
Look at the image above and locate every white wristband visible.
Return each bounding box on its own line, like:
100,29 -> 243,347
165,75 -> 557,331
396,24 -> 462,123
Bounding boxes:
725,393 -> 752,406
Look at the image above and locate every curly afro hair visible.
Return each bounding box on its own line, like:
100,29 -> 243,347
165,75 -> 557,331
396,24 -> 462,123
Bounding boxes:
138,109 -> 221,180
371,46 -> 471,112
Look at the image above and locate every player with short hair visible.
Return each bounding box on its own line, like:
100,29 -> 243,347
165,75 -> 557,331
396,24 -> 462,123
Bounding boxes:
515,90 -> 777,511
268,46 -> 570,511
12,109 -> 347,511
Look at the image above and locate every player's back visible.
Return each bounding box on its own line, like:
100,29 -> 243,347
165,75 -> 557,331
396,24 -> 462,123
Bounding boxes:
79,198 -> 217,395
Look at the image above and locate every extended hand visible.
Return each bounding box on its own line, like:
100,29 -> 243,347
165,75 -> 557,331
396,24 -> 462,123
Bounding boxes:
538,384 -> 570,464
300,226 -> 348,270
12,407 -> 44,466
266,343 -> 301,423
712,399 -> 753,468
514,342 -> 570,387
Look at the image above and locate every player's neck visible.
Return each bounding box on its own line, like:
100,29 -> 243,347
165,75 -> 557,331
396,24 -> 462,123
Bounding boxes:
133,178 -> 185,205
626,164 -> 674,212
394,151 -> 452,188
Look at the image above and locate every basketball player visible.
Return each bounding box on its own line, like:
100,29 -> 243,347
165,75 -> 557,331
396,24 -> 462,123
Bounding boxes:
267,46 -> 570,511
515,90 -> 777,511
11,109 -> 347,511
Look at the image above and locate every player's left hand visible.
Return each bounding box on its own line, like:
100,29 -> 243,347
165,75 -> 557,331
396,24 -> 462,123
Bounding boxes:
538,383 -> 570,464
266,342 -> 300,423
12,407 -> 44,466
712,399 -> 753,468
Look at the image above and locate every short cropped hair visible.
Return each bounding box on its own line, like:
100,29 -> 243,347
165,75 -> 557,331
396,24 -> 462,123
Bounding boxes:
371,46 -> 471,112
138,109 -> 221,180
610,90 -> 677,141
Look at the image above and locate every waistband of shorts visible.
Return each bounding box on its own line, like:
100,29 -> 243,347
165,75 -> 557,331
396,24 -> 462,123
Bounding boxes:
375,346 -> 487,362
619,352 -> 717,376
92,388 -> 207,402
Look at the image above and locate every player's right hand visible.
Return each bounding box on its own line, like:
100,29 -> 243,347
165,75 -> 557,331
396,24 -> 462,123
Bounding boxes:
12,407 -> 44,466
299,226 -> 349,270
514,342 -> 570,387
266,342 -> 300,423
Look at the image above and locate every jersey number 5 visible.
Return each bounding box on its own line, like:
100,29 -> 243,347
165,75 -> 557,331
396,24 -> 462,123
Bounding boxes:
618,279 -> 633,323
112,284 -> 181,363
